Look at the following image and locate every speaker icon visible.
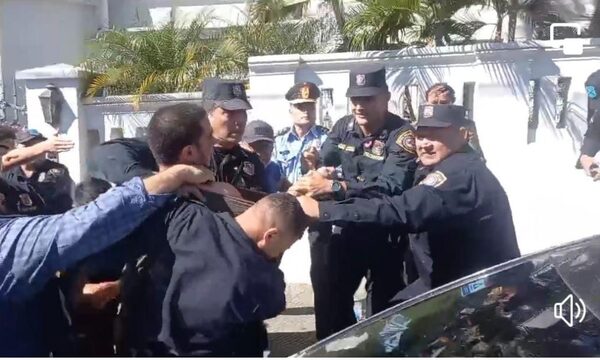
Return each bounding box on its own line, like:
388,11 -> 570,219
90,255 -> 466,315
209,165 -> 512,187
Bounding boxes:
554,294 -> 586,327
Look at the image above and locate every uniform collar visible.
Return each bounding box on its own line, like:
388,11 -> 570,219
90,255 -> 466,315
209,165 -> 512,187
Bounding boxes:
286,125 -> 320,142
350,112 -> 396,140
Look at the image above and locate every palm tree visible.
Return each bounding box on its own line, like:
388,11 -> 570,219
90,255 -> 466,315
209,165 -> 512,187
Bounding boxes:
83,17 -> 247,101
344,0 -> 484,51
249,0 -> 308,23
343,0 -> 418,50
588,0 -> 600,37
483,0 -> 510,41
225,18 -> 331,56
226,0 -> 341,56
404,0 -> 486,46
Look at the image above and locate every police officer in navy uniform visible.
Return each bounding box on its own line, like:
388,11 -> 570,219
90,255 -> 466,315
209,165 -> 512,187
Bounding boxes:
297,104 -> 521,302
88,137 -> 158,185
2,129 -> 74,214
203,78 -> 267,194
0,176 -> 45,216
273,82 -> 329,184
578,69 -> 600,179
290,65 -> 417,339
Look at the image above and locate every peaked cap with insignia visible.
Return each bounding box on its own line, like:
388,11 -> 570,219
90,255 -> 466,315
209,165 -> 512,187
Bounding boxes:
347,65 -> 388,97
417,104 -> 469,128
286,82 -> 321,104
202,78 -> 252,110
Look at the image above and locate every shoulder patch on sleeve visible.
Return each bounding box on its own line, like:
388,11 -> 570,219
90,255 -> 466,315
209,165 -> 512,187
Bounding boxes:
419,171 -> 447,188
396,130 -> 416,154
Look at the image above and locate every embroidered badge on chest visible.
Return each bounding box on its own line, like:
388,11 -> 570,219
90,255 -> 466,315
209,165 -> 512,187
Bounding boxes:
396,130 -> 416,155
372,140 -> 385,156
419,171 -> 447,188
243,161 -> 255,176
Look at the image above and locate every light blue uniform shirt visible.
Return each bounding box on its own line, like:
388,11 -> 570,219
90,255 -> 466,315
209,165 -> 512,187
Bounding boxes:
272,125 -> 329,184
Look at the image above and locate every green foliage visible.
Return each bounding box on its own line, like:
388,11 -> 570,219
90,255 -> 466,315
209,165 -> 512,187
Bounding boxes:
83,16 -> 247,100
343,0 -> 485,51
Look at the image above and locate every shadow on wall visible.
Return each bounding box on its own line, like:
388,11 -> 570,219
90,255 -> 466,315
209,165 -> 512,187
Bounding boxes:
295,63 -> 324,86
58,97 -> 77,135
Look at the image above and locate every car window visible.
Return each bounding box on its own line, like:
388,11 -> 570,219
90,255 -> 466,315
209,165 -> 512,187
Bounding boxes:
295,236 -> 600,357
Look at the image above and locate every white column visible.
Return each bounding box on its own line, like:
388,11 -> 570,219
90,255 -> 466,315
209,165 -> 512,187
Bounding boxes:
15,64 -> 88,183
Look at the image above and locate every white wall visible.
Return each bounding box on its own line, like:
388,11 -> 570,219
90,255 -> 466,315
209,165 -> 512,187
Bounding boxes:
248,40 -> 600,255
0,0 -> 99,122
82,92 -> 204,143
108,0 -> 250,29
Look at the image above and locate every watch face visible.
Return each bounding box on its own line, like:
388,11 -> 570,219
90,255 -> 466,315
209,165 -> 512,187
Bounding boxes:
332,181 -> 342,192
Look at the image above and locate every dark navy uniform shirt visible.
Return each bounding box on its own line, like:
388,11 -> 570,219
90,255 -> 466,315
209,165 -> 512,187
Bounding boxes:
319,149 -> 521,299
88,138 -> 158,185
319,112 -> 417,197
158,200 -> 285,356
2,159 -> 73,214
581,111 -> 600,157
211,145 -> 267,193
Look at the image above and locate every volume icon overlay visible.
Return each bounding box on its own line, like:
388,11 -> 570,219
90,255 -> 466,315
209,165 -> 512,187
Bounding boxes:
554,294 -> 587,327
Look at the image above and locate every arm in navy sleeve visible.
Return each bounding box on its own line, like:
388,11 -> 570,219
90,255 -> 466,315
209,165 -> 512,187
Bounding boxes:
345,130 -> 417,197
581,112 -> 600,157
319,170 -> 475,232
0,177 -> 170,300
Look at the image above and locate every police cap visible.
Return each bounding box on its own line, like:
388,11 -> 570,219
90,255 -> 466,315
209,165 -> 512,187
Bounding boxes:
417,104 -> 469,128
202,78 -> 252,111
346,65 -> 388,97
243,120 -> 274,144
17,129 -> 46,145
285,82 -> 320,104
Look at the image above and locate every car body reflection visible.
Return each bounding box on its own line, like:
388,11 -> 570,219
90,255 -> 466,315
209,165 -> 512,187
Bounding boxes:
295,235 -> 600,357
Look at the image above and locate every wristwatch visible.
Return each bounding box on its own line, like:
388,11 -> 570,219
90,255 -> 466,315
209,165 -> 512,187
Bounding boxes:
331,180 -> 344,201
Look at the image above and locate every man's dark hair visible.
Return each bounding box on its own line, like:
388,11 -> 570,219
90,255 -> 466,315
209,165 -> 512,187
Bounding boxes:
0,126 -> 17,142
261,193 -> 310,238
426,83 -> 456,104
147,103 -> 207,165
74,178 -> 112,206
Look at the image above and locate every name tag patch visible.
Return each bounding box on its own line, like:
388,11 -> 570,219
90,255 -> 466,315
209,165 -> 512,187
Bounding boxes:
337,143 -> 356,152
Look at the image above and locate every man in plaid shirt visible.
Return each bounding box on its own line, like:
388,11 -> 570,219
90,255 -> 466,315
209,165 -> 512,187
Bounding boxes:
0,164 -> 214,356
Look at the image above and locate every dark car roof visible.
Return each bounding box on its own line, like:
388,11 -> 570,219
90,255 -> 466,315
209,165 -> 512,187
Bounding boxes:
295,234 -> 600,357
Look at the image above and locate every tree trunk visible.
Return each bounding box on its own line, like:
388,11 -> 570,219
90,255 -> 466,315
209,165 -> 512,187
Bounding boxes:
590,0 -> 600,37
507,9 -> 518,41
496,14 -> 504,41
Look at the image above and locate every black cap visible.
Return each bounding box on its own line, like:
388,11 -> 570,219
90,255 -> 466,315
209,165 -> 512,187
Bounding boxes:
417,104 -> 468,128
202,78 -> 252,111
285,82 -> 321,104
17,129 -> 47,144
346,65 -> 388,97
243,120 -> 274,144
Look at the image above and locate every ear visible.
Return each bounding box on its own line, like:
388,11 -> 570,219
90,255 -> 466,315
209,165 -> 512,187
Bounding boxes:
178,144 -> 196,163
383,91 -> 391,103
256,227 -> 279,252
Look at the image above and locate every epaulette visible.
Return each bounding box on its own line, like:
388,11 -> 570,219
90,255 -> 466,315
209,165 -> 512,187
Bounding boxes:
275,127 -> 291,137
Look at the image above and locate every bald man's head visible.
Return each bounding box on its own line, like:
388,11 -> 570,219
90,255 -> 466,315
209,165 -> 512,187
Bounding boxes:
239,193 -> 310,259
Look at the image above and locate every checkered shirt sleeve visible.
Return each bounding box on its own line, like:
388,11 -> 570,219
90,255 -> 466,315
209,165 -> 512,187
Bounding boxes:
0,177 -> 170,300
